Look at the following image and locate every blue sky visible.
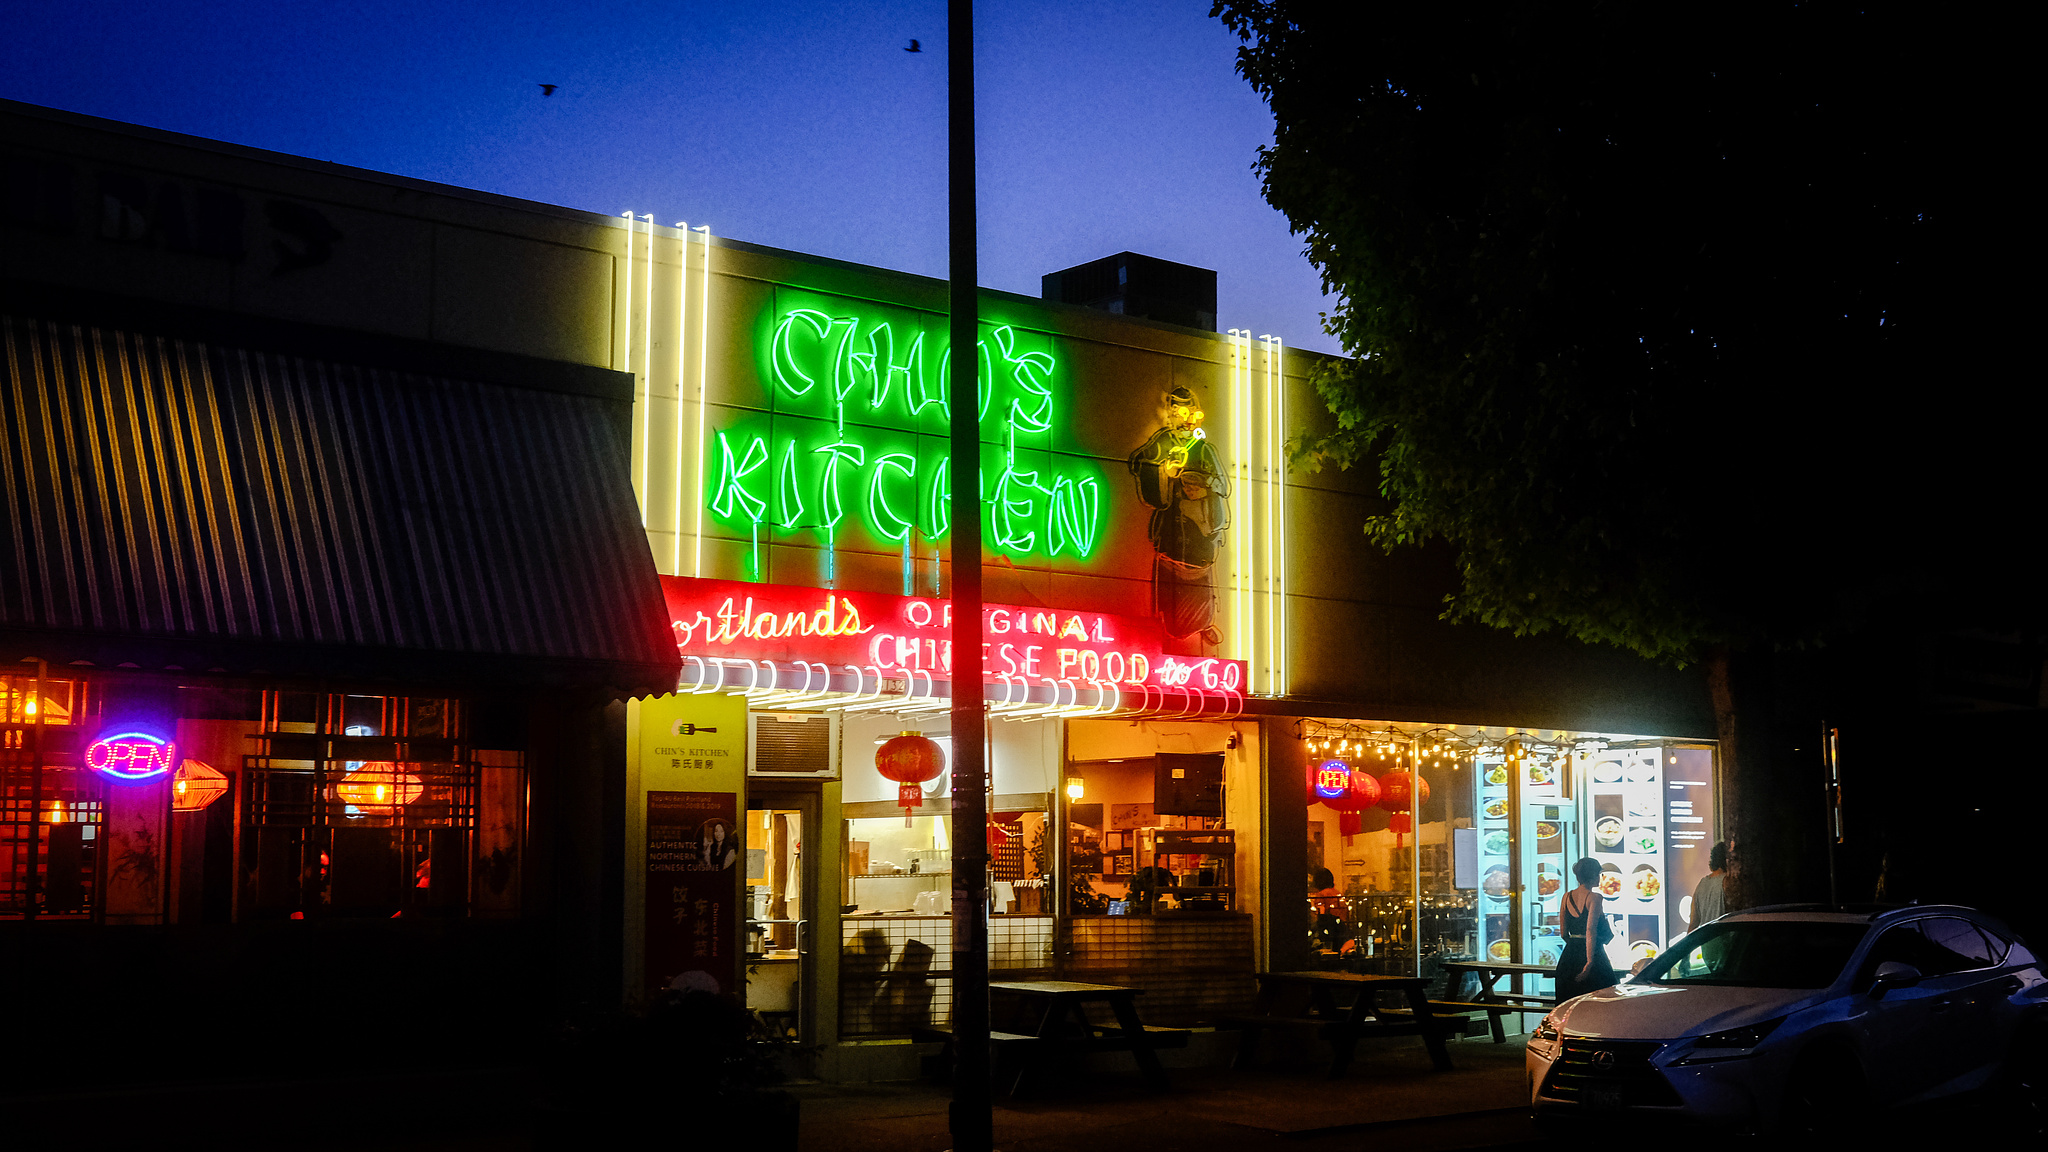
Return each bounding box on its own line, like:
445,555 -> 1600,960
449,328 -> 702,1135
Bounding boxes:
2,0 -> 1341,353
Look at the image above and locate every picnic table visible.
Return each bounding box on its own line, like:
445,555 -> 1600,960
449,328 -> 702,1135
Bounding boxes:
1222,971 -> 1453,1078
1434,959 -> 1557,1042
918,980 -> 1187,1095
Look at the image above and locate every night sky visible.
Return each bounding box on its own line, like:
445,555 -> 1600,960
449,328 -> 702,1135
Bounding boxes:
2,0 -> 1341,353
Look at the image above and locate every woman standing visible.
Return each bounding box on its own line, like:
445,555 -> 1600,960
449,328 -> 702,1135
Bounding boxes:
1555,856 -> 1619,1000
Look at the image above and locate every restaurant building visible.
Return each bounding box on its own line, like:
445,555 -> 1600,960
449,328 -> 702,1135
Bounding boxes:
1,98 -> 1721,1084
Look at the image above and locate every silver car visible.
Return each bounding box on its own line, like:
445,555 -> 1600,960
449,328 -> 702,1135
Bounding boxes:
1526,904 -> 2048,1134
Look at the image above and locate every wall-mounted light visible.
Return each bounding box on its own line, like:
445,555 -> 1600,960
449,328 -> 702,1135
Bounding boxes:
1065,776 -> 1085,801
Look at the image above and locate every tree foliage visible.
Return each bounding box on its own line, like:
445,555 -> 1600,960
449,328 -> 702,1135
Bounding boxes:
1213,1 -> 1957,666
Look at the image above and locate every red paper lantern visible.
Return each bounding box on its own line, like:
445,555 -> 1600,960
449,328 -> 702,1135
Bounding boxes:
876,731 -> 945,826
1376,770 -> 1429,813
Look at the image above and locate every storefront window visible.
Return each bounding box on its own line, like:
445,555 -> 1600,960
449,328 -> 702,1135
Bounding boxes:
234,691 -> 522,921
1064,754 -> 1234,916
1301,721 -> 1716,999
1,675 -> 95,920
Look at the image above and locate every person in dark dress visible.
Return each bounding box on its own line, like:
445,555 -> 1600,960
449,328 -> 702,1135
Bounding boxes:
1555,856 -> 1619,1000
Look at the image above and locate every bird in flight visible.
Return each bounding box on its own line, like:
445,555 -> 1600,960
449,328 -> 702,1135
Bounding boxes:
905,39 -> 921,52
539,84 -> 558,96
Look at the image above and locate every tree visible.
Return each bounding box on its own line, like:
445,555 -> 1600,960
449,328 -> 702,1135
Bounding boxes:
1213,1 -> 1992,908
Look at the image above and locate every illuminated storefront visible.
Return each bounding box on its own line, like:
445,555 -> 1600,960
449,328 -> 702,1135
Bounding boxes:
606,222 -> 1721,1080
2,97 -> 1720,1087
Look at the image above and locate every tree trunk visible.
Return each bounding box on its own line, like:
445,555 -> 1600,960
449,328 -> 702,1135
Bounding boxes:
1707,645 -> 1823,912
1704,646 -> 1751,909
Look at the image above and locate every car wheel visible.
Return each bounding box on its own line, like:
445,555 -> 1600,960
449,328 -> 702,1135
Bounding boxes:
1778,1048 -> 1867,1139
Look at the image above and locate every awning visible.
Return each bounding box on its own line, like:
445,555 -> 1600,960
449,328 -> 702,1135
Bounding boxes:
0,312 -> 680,697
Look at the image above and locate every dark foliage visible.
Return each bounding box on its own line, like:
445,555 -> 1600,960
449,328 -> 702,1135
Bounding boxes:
1213,0 -> 2000,662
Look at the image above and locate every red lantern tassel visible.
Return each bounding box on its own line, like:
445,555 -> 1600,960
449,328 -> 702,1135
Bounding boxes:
899,782 -> 924,827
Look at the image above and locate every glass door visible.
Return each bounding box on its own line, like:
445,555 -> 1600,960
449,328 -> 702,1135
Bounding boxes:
1520,801 -> 1574,995
745,793 -> 816,1043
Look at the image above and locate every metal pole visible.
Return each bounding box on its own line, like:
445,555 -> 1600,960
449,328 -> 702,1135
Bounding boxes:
946,2 -> 992,1148
25,657 -> 46,921
1822,725 -> 1841,907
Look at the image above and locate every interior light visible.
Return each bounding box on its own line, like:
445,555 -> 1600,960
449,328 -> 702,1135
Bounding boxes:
1065,777 -> 1085,801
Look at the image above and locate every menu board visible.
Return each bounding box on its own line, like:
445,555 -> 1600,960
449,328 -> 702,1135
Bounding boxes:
1473,757 -> 1512,961
1585,750 -> 1666,969
1664,746 -> 1718,936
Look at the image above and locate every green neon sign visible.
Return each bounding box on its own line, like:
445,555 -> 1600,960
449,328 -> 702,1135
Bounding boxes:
709,307 -> 1103,573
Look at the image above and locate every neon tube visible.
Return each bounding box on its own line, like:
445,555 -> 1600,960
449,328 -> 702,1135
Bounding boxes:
1253,332 -> 1269,688
684,216 -> 700,573
694,224 -> 713,578
1240,327 -> 1254,672
1273,335 -> 1287,695
623,211 -> 643,521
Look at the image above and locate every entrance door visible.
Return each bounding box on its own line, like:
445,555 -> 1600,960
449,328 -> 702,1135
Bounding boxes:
745,792 -> 818,1044
1520,802 -> 1576,997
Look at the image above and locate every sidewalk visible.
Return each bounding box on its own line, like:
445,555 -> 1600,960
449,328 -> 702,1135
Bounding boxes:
796,1033 -> 1540,1152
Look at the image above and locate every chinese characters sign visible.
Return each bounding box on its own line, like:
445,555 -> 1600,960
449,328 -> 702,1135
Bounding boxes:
645,790 -> 740,998
637,693 -> 746,998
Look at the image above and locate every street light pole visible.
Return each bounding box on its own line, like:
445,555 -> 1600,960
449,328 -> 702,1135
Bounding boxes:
946,2 -> 992,1150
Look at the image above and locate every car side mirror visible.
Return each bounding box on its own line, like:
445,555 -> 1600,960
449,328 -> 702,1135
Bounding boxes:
1868,960 -> 1923,999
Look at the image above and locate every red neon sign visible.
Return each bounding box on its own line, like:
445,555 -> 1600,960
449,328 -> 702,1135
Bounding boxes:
87,731 -> 177,781
660,576 -> 1246,693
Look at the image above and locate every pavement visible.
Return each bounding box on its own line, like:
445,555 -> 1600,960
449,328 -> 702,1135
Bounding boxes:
793,1033 -> 1547,1152
4,1031 -> 1549,1151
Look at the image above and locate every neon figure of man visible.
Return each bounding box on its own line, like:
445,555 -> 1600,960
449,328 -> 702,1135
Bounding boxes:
1128,386 -> 1230,644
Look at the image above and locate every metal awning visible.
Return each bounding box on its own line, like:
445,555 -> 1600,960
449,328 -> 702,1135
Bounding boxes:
0,312 -> 680,696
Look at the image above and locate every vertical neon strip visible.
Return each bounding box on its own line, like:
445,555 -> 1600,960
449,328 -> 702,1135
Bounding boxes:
694,224 -> 713,577
684,217 -> 700,573
1274,335 -> 1287,696
640,214 -> 655,543
1238,327 -> 1254,674
1224,329 -> 1236,658
1253,332 -> 1269,688
622,212 -> 642,522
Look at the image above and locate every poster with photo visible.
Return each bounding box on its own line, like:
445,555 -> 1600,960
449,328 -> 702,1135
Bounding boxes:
645,789 -> 738,998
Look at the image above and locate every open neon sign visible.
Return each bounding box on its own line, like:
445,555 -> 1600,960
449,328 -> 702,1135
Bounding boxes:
708,310 -> 1105,572
87,731 -> 177,781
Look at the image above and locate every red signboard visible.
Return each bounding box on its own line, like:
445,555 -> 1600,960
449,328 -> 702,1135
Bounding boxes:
660,576 -> 1247,695
645,789 -> 740,998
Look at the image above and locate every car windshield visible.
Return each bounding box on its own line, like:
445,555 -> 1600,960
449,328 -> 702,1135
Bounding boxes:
1640,921 -> 1870,988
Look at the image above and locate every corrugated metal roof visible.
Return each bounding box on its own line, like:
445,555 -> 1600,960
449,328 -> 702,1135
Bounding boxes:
1,313 -> 680,695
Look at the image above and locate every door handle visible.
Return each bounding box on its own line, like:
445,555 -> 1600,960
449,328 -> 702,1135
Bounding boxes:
796,918 -> 810,958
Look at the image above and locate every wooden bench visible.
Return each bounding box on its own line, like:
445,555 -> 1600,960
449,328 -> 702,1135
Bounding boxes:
1227,972 -> 1454,1077
912,1026 -> 1044,1088
916,981 -> 1193,1096
1425,998 -> 1551,1043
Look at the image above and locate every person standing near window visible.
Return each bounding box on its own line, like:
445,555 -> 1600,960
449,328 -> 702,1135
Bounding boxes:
1556,857 -> 1619,1000
1688,841 -> 1728,934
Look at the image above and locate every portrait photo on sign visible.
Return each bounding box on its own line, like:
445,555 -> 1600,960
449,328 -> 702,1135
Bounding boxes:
698,819 -> 738,870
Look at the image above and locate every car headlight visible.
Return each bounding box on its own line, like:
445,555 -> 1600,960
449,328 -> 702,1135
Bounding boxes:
1677,1016 -> 1785,1063
1529,1013 -> 1562,1057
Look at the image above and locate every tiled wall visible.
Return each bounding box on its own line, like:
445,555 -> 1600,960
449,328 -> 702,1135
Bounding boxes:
839,915 -> 1054,1037
1065,915 -> 1259,1026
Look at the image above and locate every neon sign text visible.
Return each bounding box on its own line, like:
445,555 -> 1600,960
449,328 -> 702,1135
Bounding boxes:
87,731 -> 177,780
672,594 -> 873,648
708,310 -> 1105,572
661,576 -> 1245,693
1314,760 -> 1351,801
